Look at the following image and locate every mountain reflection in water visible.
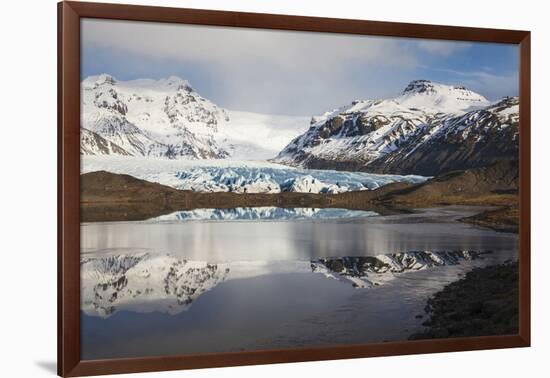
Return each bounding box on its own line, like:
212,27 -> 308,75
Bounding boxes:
82,250 -> 490,318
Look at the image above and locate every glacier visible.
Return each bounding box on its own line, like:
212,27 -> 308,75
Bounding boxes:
82,155 -> 428,194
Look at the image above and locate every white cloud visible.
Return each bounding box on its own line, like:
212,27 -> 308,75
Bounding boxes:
82,19 -> 419,73
81,19 -> 515,114
83,19 -> 429,114
417,40 -> 471,56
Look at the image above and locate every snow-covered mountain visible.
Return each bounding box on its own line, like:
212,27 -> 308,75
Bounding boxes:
81,74 -> 308,160
366,96 -> 519,175
396,79 -> 489,113
273,80 -> 518,176
82,76 -> 518,176
80,128 -> 132,156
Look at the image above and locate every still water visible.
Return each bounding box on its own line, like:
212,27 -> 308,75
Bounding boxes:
80,206 -> 517,359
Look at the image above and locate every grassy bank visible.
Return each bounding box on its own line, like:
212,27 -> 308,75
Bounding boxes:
460,205 -> 519,233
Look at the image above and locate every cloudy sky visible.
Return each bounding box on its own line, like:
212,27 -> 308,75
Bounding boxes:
82,19 -> 519,116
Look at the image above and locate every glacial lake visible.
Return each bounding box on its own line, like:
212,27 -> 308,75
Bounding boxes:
80,206 -> 518,360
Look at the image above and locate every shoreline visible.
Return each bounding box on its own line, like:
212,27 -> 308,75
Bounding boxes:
80,162 -> 518,230
81,191 -> 517,233
409,261 -> 518,340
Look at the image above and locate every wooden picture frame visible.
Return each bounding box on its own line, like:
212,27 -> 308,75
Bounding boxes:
58,1 -> 531,376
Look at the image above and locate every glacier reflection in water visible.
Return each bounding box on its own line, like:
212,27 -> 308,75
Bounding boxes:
150,207 -> 378,222
81,206 -> 518,263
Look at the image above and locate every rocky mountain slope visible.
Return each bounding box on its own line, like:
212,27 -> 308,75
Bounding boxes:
274,80 -> 519,176
81,74 -> 307,160
80,128 -> 132,156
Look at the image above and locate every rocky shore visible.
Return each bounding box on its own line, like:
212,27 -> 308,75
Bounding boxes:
409,261 -> 519,340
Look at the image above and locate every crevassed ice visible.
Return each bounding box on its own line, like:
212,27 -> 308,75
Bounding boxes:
82,156 -> 428,194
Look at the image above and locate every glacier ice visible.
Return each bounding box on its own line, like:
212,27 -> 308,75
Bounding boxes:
82,156 -> 428,194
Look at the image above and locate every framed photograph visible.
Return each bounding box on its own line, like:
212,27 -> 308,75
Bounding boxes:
58,1 -> 530,376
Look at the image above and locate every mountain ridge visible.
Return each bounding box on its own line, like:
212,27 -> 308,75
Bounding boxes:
273,80 -> 518,176
81,76 -> 518,177
81,74 -> 308,160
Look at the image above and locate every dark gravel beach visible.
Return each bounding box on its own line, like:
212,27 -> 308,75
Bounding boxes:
410,261 -> 519,340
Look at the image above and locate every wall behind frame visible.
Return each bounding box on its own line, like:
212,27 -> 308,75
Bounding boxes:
1,0 -> 547,377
